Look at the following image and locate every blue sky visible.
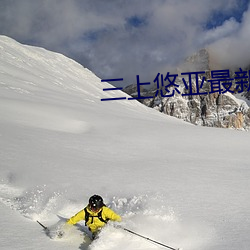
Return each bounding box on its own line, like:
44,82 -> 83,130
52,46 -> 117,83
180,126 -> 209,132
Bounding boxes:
206,0 -> 249,28
0,0 -> 249,87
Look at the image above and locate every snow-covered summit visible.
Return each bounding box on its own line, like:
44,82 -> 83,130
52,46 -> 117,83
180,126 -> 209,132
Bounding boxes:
0,36 -> 250,250
0,35 -> 155,132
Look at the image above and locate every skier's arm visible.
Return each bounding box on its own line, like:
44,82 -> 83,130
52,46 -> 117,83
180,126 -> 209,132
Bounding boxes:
104,207 -> 122,222
67,209 -> 85,225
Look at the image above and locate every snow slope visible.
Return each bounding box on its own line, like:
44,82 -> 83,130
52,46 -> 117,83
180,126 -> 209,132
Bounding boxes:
0,36 -> 249,250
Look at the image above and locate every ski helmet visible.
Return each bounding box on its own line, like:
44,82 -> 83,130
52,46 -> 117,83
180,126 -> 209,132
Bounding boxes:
89,195 -> 104,210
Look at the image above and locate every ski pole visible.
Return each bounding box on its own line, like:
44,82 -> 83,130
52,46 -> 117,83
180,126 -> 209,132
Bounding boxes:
122,227 -> 180,250
37,220 -> 48,231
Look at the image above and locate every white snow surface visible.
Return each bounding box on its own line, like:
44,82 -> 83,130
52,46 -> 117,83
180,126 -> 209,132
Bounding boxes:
0,36 -> 249,250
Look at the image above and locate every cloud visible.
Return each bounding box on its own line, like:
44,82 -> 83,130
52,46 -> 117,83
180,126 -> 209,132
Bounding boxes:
208,3 -> 250,69
200,18 -> 240,45
0,0 -> 249,86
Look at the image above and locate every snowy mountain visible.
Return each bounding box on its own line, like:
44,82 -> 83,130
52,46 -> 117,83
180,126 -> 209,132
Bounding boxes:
124,49 -> 250,130
0,36 -> 250,250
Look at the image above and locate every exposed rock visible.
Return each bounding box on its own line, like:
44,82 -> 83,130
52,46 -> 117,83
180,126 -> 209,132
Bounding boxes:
178,48 -> 210,73
123,49 -> 250,130
123,83 -> 144,98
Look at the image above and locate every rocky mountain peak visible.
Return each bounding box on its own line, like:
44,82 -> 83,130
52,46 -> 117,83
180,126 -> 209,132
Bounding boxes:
123,49 -> 250,130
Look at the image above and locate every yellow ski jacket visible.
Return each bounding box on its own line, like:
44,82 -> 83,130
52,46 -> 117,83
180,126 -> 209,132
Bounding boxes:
67,206 -> 121,233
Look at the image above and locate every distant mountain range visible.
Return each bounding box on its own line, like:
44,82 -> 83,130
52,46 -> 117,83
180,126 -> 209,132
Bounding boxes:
123,48 -> 250,130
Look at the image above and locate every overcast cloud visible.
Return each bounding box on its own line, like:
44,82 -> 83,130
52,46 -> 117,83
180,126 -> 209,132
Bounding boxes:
0,0 -> 249,86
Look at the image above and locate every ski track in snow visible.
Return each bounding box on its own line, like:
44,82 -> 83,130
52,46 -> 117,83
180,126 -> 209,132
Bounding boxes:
0,99 -> 91,134
2,36 -> 248,250
0,179 -> 211,250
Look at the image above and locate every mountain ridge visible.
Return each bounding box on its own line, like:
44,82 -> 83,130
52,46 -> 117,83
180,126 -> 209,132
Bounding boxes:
123,48 -> 250,130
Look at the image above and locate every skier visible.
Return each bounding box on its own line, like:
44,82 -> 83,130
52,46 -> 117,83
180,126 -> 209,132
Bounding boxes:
66,194 -> 122,239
